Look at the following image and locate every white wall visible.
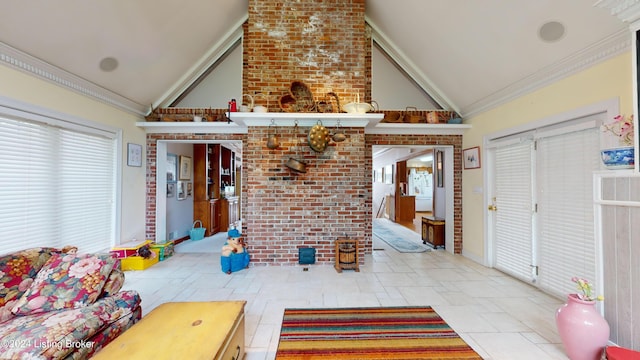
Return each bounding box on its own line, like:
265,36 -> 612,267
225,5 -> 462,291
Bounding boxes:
176,44 -> 243,109
371,45 -> 441,110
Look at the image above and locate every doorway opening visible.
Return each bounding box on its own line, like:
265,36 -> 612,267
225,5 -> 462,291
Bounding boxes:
155,139 -> 242,244
372,145 -> 455,253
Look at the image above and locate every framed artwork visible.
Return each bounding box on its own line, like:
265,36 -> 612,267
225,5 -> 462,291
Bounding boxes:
187,182 -> 193,196
179,155 -> 192,180
127,143 -> 142,167
176,181 -> 186,200
373,168 -> 382,183
167,154 -> 177,183
463,146 -> 481,169
384,164 -> 393,184
167,183 -> 175,198
436,150 -> 444,188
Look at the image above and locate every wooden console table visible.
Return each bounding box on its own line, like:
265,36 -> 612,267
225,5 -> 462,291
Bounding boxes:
92,301 -> 246,360
335,238 -> 359,273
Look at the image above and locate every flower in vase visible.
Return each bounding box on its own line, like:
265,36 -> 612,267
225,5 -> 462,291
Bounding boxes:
571,277 -> 604,302
601,114 -> 634,147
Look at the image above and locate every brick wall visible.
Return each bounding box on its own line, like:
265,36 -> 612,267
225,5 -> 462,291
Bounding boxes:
243,0 -> 369,111
144,131 -> 464,263
245,126 -> 368,265
143,0 -> 465,265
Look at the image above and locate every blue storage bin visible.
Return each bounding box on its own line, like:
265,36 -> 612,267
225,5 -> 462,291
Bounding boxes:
221,251 -> 250,274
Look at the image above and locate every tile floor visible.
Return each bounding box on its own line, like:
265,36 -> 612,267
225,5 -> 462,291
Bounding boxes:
122,237 -> 569,360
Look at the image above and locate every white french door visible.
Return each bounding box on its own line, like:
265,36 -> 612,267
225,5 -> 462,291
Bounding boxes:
492,138 -> 536,283
487,114 -> 602,297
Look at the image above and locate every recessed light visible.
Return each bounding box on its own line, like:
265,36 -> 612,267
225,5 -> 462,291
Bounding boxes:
99,57 -> 119,72
538,21 -> 566,43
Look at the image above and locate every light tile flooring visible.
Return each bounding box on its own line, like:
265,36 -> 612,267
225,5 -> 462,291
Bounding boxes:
122,237 -> 569,360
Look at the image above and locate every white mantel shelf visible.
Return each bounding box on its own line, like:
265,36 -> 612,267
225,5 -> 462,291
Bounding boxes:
136,112 -> 471,135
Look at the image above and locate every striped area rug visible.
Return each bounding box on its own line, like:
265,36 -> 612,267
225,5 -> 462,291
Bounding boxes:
275,306 -> 483,359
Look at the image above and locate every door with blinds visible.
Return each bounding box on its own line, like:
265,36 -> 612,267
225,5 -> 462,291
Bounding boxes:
488,115 -> 602,298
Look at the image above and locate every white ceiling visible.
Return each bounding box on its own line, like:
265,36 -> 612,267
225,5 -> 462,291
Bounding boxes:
0,1 -> 630,117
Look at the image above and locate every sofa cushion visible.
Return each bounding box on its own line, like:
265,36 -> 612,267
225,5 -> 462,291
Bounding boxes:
99,266 -> 125,298
0,247 -> 62,323
11,253 -> 117,316
0,290 -> 141,360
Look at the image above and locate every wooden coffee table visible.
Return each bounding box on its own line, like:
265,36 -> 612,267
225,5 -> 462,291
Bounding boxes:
92,301 -> 246,360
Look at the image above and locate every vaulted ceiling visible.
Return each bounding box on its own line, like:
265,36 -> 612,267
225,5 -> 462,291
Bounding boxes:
0,1 -> 630,117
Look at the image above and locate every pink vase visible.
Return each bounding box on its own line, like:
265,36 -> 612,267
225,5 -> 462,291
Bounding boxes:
556,294 -> 610,360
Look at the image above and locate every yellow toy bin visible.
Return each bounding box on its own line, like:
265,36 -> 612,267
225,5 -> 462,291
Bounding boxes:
120,248 -> 159,271
110,240 -> 153,259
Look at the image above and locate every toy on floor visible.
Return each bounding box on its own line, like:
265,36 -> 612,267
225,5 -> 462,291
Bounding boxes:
221,226 -> 250,274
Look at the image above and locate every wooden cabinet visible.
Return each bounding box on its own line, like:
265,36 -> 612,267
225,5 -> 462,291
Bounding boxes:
193,144 -> 216,236
422,216 -> 445,249
396,196 -> 415,222
209,199 -> 220,235
194,144 -> 240,236
219,196 -> 239,232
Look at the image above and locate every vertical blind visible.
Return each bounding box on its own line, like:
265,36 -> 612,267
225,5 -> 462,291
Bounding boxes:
0,115 -> 116,254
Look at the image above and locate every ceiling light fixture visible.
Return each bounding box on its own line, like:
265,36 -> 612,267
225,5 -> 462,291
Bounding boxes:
99,57 -> 119,72
538,21 -> 566,43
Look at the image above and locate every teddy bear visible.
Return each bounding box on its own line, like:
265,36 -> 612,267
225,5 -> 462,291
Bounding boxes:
221,227 -> 250,274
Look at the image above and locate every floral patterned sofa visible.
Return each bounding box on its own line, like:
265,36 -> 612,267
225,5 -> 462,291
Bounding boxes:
0,247 -> 142,360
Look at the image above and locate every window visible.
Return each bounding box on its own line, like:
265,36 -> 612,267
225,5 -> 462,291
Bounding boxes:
0,104 -> 118,254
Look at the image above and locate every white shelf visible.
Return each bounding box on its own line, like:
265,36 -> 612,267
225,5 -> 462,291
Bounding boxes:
135,121 -> 247,134
367,122 -> 471,135
230,112 -> 384,127
137,112 -> 471,135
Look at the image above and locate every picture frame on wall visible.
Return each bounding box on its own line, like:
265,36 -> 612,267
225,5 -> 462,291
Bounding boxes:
436,150 -> 444,188
373,168 -> 382,183
176,181 -> 186,200
187,182 -> 193,197
167,183 -> 175,198
127,143 -> 142,167
384,164 -> 393,184
463,146 -> 481,169
179,155 -> 192,180
167,154 -> 177,183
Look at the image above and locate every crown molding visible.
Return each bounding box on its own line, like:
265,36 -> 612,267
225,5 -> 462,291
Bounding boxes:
0,41 -> 147,116
595,0 -> 640,24
462,29 -> 631,118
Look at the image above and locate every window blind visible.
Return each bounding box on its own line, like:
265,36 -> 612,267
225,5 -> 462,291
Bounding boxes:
494,140 -> 535,282
536,127 -> 600,298
0,115 -> 115,254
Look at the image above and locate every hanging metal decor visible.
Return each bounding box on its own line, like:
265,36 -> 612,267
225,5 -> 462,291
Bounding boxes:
285,120 -> 307,173
308,120 -> 331,152
331,119 -> 346,142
